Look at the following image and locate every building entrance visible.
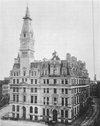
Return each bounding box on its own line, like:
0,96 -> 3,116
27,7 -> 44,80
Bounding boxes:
53,109 -> 57,122
22,106 -> 26,119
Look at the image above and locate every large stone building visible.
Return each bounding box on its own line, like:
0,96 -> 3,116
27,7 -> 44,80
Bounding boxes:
9,6 -> 90,123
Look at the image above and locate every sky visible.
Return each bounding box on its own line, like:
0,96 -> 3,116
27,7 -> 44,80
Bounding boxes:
0,0 -> 100,80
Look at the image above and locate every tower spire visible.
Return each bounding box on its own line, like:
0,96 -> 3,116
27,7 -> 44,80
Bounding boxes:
23,5 -> 32,20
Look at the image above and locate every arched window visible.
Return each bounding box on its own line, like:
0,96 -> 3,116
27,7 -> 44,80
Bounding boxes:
34,107 -> 38,114
30,106 -> 33,113
12,105 -> 15,111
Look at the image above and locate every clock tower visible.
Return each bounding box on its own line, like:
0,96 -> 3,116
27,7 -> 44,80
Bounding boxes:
20,6 -> 35,76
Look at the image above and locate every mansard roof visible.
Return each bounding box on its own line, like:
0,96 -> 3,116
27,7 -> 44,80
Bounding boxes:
13,63 -> 20,69
31,61 -> 42,68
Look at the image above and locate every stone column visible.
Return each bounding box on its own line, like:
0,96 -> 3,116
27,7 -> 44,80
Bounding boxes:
26,105 -> 29,119
68,109 -> 72,123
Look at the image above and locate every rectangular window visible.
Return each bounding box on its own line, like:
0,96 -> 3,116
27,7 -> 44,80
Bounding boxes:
47,79 -> 49,84
65,79 -> 68,84
54,79 -> 57,84
65,98 -> 68,106
54,97 -> 57,105
44,79 -> 46,84
31,79 -> 33,84
77,79 -> 78,84
17,79 -> 19,84
23,96 -> 26,102
31,96 -> 33,103
43,108 -> 45,115
17,95 -> 19,102
54,88 -> 57,93
23,71 -> 26,76
77,88 -> 78,93
35,96 -> 37,103
47,88 -> 49,93
13,79 -> 15,84
44,88 -> 45,93
34,116 -> 38,120
62,98 -> 64,106
17,106 -> 19,112
65,110 -> 68,118
43,97 -> 45,105
13,95 -> 15,102
31,88 -> 33,92
12,105 -> 15,111
14,72 -> 15,76
34,71 -> 36,76
17,72 -> 18,76
17,114 -> 19,119
35,79 -> 37,84
23,88 -> 26,92
32,71 -> 33,76
65,89 -> 68,94
77,96 -> 79,103
13,87 -> 15,92
47,97 -> 49,105
62,89 -> 64,94
54,97 -> 57,102
75,97 -> 76,104
62,79 -> 64,84
61,110 -> 64,117
45,70 -> 47,75
17,87 -> 19,92
35,88 -> 37,93
47,109 -> 49,116
75,108 -> 76,115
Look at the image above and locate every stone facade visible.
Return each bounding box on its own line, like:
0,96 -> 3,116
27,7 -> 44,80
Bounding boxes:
9,6 -> 90,123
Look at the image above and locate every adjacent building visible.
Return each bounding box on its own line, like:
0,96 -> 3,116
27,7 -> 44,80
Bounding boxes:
0,81 -> 2,103
2,78 -> 10,98
97,81 -> 100,99
89,80 -> 97,98
9,6 -> 90,123
0,78 -> 10,106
